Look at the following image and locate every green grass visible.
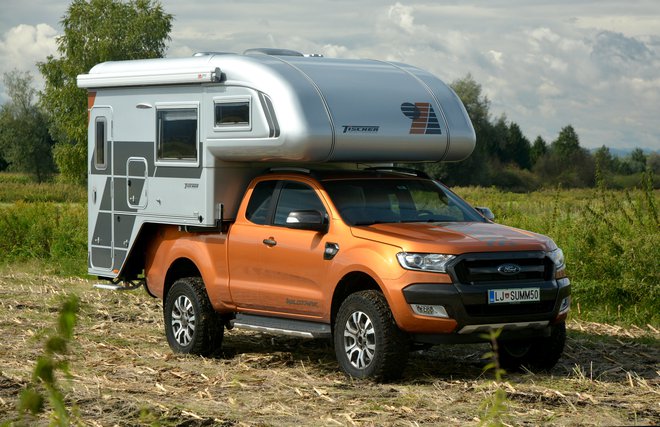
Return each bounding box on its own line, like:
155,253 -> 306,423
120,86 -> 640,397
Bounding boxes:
0,173 -> 85,203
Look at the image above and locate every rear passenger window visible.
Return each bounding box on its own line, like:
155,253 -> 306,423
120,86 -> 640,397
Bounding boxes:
246,181 -> 277,225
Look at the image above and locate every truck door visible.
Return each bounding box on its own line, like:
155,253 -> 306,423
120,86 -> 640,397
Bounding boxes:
228,179 -> 331,318
88,107 -> 114,272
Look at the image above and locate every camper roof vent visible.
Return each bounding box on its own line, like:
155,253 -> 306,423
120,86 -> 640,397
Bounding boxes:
244,48 -> 304,57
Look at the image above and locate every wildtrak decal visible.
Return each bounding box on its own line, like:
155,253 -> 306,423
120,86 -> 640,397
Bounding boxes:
286,298 -> 319,307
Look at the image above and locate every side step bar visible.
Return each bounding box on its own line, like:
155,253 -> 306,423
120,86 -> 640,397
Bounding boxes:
93,281 -> 144,291
231,314 -> 332,339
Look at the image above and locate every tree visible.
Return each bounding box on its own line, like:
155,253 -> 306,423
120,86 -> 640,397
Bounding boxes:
38,0 -> 172,183
0,70 -> 56,182
422,74 -> 494,186
627,148 -> 647,174
503,122 -> 531,169
551,125 -> 581,160
530,136 -> 547,166
534,125 -> 594,187
647,152 -> 660,175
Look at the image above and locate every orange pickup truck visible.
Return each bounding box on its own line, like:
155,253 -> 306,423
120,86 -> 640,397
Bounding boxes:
144,167 -> 571,380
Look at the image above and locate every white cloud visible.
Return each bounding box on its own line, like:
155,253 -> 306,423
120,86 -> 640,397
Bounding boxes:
0,23 -> 58,101
387,2 -> 418,34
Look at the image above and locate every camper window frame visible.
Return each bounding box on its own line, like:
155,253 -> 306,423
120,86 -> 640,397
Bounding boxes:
94,116 -> 108,170
154,102 -> 200,167
213,96 -> 252,132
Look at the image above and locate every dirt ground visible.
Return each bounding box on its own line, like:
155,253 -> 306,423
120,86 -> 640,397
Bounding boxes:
0,272 -> 658,426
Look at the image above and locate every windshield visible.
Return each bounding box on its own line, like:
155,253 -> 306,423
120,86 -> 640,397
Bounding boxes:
323,178 -> 486,226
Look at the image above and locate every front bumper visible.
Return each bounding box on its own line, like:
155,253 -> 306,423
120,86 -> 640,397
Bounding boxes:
400,277 -> 571,344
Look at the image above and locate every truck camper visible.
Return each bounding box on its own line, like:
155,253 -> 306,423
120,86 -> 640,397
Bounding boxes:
79,49 -> 570,380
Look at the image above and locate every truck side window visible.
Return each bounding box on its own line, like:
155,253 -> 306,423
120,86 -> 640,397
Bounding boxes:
274,182 -> 326,226
246,181 -> 277,225
95,117 -> 107,169
156,108 -> 198,161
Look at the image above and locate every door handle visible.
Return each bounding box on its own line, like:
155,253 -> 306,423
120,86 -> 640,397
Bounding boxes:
262,238 -> 277,247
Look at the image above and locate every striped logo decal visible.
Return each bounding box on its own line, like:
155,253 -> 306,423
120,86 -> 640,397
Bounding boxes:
401,102 -> 442,135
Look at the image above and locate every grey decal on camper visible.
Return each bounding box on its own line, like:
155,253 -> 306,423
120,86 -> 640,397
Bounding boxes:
113,178 -> 138,213
99,178 -> 112,211
113,249 -> 128,272
114,214 -> 136,250
91,212 -> 113,247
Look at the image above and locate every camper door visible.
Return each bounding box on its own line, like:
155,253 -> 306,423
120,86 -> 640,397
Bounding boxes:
88,106 -> 114,272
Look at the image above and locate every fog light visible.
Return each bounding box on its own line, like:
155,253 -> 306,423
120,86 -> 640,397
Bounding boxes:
411,304 -> 449,318
559,296 -> 571,315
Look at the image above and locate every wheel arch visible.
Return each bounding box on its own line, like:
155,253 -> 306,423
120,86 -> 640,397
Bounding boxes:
331,271 -> 383,327
163,257 -> 203,301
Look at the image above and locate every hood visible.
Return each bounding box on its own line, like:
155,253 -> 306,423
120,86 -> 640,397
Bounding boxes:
350,221 -> 554,254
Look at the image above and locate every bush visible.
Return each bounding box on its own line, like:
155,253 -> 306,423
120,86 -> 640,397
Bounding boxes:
0,202 -> 87,275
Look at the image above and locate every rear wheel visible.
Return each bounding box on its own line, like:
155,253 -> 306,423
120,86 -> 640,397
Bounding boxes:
164,277 -> 223,356
334,290 -> 409,381
498,322 -> 566,371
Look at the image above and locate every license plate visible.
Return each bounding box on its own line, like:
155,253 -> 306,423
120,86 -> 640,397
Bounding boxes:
488,288 -> 540,304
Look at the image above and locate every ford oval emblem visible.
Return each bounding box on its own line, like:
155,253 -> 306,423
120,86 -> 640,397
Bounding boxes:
497,263 -> 521,275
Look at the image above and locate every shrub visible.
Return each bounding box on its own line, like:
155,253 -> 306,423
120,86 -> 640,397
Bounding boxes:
0,202 -> 87,275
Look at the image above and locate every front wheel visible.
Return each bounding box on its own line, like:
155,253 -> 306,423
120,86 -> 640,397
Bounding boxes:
164,277 -> 223,356
498,322 -> 566,371
334,290 -> 409,381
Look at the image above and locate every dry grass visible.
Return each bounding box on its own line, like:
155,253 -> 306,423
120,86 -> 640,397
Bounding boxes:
0,272 -> 658,426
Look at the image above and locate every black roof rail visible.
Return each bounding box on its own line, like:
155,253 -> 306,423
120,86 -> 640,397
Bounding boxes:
268,167 -> 312,175
362,166 -> 430,179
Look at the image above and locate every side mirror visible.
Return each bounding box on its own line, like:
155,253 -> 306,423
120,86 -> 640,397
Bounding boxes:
286,210 -> 329,233
475,206 -> 495,221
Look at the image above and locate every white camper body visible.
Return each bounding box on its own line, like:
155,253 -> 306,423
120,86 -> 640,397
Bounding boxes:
78,50 -> 476,279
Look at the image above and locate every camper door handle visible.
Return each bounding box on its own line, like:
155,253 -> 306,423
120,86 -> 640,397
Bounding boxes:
262,238 -> 277,247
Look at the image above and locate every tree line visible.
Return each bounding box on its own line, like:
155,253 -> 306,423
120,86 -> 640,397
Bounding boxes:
0,0 -> 657,189
410,74 -> 659,190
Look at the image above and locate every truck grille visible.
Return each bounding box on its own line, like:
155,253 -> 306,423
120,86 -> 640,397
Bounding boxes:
450,252 -> 552,285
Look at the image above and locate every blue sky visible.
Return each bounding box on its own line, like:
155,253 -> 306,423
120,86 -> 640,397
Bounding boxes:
1,0 -> 658,151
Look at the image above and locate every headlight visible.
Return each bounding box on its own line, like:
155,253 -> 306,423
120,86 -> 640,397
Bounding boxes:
547,247 -> 565,271
397,252 -> 455,273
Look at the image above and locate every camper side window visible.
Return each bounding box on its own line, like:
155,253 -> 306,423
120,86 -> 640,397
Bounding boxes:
95,117 -> 107,169
214,99 -> 251,131
156,108 -> 198,161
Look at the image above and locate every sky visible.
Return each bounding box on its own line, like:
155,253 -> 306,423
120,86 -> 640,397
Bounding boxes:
0,0 -> 659,152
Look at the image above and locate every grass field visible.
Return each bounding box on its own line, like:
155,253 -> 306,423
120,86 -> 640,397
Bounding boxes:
0,273 -> 658,426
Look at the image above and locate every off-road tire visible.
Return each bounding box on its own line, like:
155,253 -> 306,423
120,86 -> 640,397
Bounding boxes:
334,290 -> 409,381
164,277 -> 223,356
498,322 -> 566,371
